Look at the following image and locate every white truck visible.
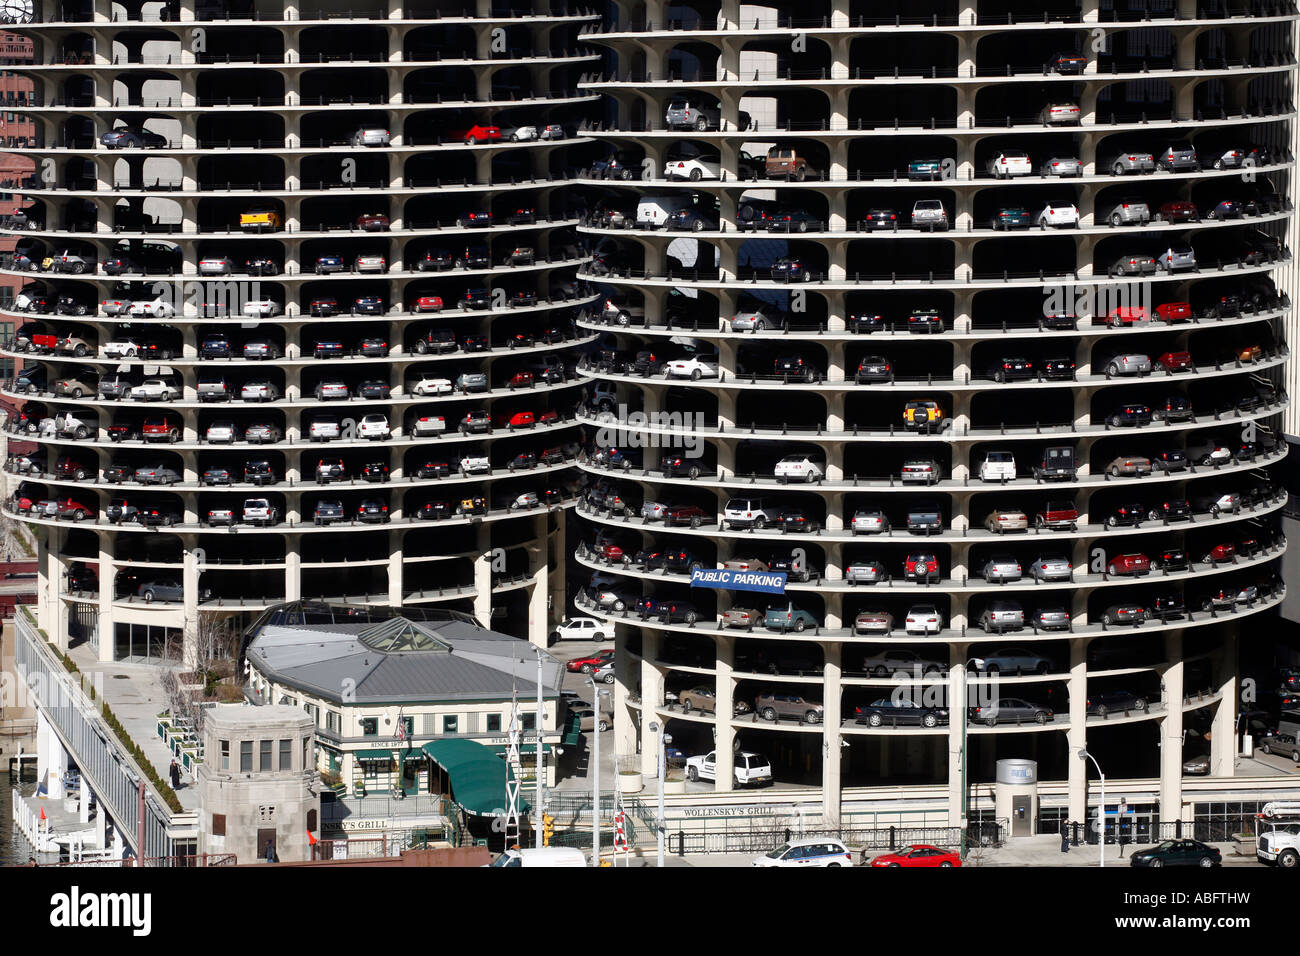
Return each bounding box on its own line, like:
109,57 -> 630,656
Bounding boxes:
685,750 -> 772,787
242,498 -> 278,526
1255,802 -> 1300,866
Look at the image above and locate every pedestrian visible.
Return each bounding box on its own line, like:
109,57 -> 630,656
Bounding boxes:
1119,821 -> 1128,857
1059,819 -> 1070,853
169,758 -> 180,790
264,842 -> 277,864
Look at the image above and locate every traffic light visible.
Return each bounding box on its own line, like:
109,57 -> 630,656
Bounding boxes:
542,813 -> 555,846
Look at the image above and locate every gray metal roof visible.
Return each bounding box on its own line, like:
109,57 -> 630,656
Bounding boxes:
246,613 -> 564,705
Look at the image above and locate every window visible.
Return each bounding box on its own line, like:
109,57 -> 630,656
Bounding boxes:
486,714 -> 502,733
279,738 -> 292,771
326,710 -> 341,733
522,713 -> 536,731
219,739 -> 230,771
361,717 -> 378,736
307,809 -> 317,832
259,739 -> 273,772
443,715 -> 458,734
211,813 -> 226,836
240,741 -> 252,772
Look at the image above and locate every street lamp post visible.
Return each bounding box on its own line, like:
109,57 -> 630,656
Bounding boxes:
1079,749 -> 1106,868
589,677 -> 603,865
658,730 -> 671,868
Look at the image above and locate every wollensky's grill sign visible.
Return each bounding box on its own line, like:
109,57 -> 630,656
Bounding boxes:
690,568 -> 787,595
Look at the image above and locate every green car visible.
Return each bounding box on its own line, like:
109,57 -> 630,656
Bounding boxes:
1129,839 -> 1221,867
990,207 -> 1032,230
907,158 -> 948,181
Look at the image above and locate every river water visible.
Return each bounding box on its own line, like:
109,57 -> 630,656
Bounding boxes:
0,772 -> 40,865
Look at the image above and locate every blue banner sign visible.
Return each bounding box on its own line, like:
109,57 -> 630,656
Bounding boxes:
689,568 -> 787,595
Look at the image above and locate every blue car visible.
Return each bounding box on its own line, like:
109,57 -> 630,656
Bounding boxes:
314,255 -> 345,274
352,296 -> 384,315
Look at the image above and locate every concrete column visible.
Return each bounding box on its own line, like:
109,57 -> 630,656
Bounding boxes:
640,629 -> 664,776
822,642 -> 842,822
714,634 -> 735,792
1159,632 -> 1184,821
1067,638 -> 1088,822
527,567 -> 548,648
1210,634 -> 1237,776
613,625 -> 636,760
97,536 -> 115,663
946,665 -> 965,826
181,546 -> 200,666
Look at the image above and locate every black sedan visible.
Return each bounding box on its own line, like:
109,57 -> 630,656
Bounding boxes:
416,461 -> 450,479
418,500 -> 453,520
992,357 -> 1034,382
855,356 -> 893,384
202,467 -> 233,486
1151,547 -> 1189,570
357,380 -> 392,399
357,499 -> 390,523
1086,690 -> 1148,716
1041,357 -> 1075,380
770,257 -> 812,282
855,699 -> 948,727
1129,840 -> 1220,867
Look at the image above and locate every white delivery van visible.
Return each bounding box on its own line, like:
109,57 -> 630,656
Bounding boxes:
488,847 -> 588,867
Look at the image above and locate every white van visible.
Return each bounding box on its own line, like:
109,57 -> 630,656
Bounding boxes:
636,193 -> 695,229
488,847 -> 588,867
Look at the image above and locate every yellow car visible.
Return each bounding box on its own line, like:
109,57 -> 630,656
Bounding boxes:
239,209 -> 282,231
902,400 -> 945,431
1236,344 -> 1263,362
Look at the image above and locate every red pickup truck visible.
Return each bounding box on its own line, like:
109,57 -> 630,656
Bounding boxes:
1035,501 -> 1078,531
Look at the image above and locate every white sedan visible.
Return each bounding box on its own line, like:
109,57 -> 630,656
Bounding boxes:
102,338 -> 142,358
1037,202 -> 1080,228
357,414 -> 390,440
663,156 -> 720,181
242,299 -> 282,318
774,455 -> 824,482
665,356 -> 719,380
130,379 -> 179,401
129,296 -> 175,318
459,455 -> 491,475
410,376 -> 453,396
752,839 -> 853,867
904,605 -> 944,635
502,125 -> 538,142
410,415 -> 446,436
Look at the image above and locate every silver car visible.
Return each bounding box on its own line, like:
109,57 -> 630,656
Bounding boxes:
1109,254 -> 1157,276
852,510 -> 890,534
1105,197 -> 1150,226
1040,155 -> 1081,177
641,500 -> 668,521
351,127 -> 390,147
730,309 -> 785,332
979,553 -> 1022,582
911,199 -> 948,231
1102,353 -> 1152,376
1108,151 -> 1155,175
1028,554 -> 1072,582
1156,244 -> 1197,271
845,561 -> 889,584
979,601 -> 1026,632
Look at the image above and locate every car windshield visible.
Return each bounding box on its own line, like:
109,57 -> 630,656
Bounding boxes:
766,844 -> 791,859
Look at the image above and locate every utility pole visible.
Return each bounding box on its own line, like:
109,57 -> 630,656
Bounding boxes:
1080,749 -> 1106,868
589,675 -> 600,865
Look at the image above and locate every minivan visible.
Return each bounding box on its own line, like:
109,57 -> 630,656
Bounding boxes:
488,847 -> 588,867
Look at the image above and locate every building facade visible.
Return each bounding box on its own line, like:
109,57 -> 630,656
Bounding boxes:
0,0 -> 599,661
573,0 -> 1297,828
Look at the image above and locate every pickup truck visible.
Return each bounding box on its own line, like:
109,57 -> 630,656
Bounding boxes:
685,751 -> 772,787
197,378 -> 231,402
907,501 -> 943,533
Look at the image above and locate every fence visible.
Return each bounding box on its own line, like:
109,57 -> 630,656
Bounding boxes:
34,853 -> 237,867
667,822 -> 1005,856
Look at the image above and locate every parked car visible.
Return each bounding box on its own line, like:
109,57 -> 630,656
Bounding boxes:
754,692 -> 823,724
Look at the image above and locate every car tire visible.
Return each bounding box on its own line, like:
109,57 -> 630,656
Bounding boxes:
1198,857 -> 1215,867
923,713 -> 938,728
984,716 -> 997,727
761,707 -> 776,721
143,589 -> 155,603
686,767 -> 699,782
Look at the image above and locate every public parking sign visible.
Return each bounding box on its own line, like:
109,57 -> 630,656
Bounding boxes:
689,568 -> 787,595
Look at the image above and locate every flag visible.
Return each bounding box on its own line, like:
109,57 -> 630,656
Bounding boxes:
307,830 -> 317,846
39,807 -> 45,820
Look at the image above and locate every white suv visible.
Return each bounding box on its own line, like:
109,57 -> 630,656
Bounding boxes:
723,497 -> 772,530
242,498 -> 278,526
988,150 -> 1033,178
978,451 -> 1016,482
774,455 -> 824,483
1037,201 -> 1080,228
357,414 -> 390,440
685,750 -> 771,787
549,617 -> 610,642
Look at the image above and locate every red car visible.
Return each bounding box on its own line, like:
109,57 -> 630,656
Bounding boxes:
142,416 -> 180,443
537,409 -> 559,425
451,124 -> 500,144
411,295 -> 444,313
566,649 -> 614,673
1155,301 -> 1193,322
591,539 -> 627,563
506,371 -> 535,389
55,498 -> 95,521
664,504 -> 710,527
904,553 -> 940,583
1107,306 -> 1148,327
1154,350 -> 1195,372
1035,501 -> 1078,531
1158,200 -> 1199,223
1203,543 -> 1236,564
494,411 -> 536,430
355,212 -> 389,231
1106,553 -> 1151,576
870,845 -> 962,867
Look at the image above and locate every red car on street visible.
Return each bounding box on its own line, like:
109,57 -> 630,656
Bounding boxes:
566,649 -> 614,673
870,845 -> 962,867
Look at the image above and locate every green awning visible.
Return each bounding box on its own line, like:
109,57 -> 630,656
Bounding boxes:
561,710 -> 582,747
354,749 -> 395,761
422,739 -> 530,817
402,752 -> 427,763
